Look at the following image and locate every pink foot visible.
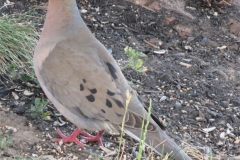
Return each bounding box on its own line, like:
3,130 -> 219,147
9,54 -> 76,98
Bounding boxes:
55,128 -> 85,147
82,130 -> 104,146
54,128 -> 104,147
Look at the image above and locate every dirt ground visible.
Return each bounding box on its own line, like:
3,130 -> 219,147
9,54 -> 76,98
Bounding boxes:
0,0 -> 240,159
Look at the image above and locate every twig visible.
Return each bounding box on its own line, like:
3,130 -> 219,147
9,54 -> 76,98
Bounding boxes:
144,90 -> 162,93
124,0 -> 155,12
112,26 -> 139,33
215,0 -> 231,6
0,3 -> 14,11
143,39 -> 159,49
119,140 -> 125,160
179,62 -> 191,68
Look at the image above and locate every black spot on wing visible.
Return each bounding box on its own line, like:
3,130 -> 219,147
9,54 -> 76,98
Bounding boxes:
80,84 -> 84,91
107,90 -> 115,96
116,113 -> 123,117
113,98 -> 124,108
83,79 -> 86,83
89,88 -> 97,94
86,94 -> 95,102
101,109 -> 106,113
106,99 -> 112,108
106,62 -> 118,79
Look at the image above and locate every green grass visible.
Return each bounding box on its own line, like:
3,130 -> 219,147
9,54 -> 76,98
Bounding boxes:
0,135 -> 12,150
117,90 -> 131,160
116,91 -> 162,160
137,99 -> 152,160
0,9 -> 43,82
123,47 -> 147,72
26,98 -> 51,120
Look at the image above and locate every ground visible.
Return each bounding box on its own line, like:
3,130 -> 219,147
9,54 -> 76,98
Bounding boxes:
0,0 -> 240,159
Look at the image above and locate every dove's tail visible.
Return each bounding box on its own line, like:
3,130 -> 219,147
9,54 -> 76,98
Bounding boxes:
124,127 -> 191,160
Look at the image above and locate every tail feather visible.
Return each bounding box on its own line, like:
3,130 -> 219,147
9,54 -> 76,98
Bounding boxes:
124,127 -> 191,160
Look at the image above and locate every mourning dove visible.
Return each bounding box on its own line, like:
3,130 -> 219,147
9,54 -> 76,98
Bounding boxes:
34,0 -> 191,159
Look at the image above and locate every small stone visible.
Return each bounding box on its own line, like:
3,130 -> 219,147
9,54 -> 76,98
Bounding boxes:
203,127 -> 216,132
80,9 -> 87,13
159,96 -> 167,102
216,141 -> 225,146
24,90 -> 34,96
219,132 -> 226,140
213,12 -> 218,16
88,155 -> 93,158
26,82 -> 35,87
13,105 -> 26,114
204,147 -> 211,154
175,101 -> 182,108
228,133 -> 236,138
234,137 -> 240,144
187,37 -> 195,42
208,118 -> 215,122
196,117 -> 207,122
5,126 -> 17,132
225,108 -> 232,112
12,92 -> 19,100
32,154 -> 38,158
221,101 -> 229,108
154,50 -> 166,54
184,45 -> 192,51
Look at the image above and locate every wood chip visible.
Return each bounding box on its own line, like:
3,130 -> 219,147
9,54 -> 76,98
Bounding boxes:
143,39 -> 159,49
179,62 -> 191,68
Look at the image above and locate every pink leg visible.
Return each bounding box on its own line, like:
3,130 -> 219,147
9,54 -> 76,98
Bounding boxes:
82,130 -> 104,146
54,128 -> 104,147
55,128 -> 85,147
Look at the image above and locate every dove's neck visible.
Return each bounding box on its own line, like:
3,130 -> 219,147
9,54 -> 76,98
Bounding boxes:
41,0 -> 84,41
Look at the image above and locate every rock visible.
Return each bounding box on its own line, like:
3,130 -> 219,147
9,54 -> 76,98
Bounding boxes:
173,24 -> 193,38
219,132 -> 226,140
216,141 -> 225,146
13,105 -> 27,114
164,16 -> 176,25
175,101 -> 182,108
12,92 -> 19,100
23,90 -> 34,96
230,20 -> 240,36
221,101 -> 229,108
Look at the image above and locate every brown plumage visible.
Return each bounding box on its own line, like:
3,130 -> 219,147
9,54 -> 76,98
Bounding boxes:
34,0 -> 191,159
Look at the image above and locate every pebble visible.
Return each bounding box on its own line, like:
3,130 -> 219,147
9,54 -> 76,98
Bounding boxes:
80,9 -> 87,13
23,90 -> 34,96
175,101 -> 182,108
184,45 -> 192,51
13,105 -> 26,114
154,50 -> 166,54
196,117 -> 207,122
208,118 -> 215,122
159,96 -> 167,102
187,37 -> 195,42
221,101 -> 229,108
12,92 -> 19,100
216,141 -> 225,146
219,132 -> 226,140
5,126 -> 17,133
203,126 -> 216,132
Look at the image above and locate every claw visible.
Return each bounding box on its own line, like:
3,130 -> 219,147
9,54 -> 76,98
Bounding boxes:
55,128 -> 104,147
81,130 -> 104,146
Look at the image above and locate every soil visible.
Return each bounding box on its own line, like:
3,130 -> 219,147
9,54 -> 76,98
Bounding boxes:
0,0 -> 240,159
